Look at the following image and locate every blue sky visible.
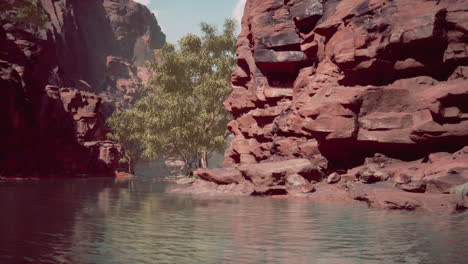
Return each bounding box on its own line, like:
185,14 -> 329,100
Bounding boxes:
134,0 -> 246,44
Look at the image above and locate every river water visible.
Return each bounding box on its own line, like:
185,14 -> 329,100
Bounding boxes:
0,176 -> 467,264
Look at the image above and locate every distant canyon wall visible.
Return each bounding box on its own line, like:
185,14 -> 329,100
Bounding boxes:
224,0 -> 468,168
0,0 -> 165,176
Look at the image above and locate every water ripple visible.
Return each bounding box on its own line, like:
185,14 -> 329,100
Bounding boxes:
0,177 -> 467,264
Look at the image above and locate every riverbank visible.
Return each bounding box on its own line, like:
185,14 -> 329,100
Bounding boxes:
170,147 -> 468,214
171,180 -> 468,214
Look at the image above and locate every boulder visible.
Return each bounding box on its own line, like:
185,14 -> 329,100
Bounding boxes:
421,148 -> 468,193
327,173 -> 341,184
400,181 -> 427,193
357,166 -> 392,184
286,173 -> 310,186
393,173 -> 412,184
238,159 -> 323,187
341,174 -> 358,182
288,183 -> 316,194
299,183 -> 316,193
425,172 -> 468,194
193,167 -> 243,185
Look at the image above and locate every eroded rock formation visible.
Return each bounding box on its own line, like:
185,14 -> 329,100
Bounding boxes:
175,147 -> 468,213
225,0 -> 467,166
0,0 -> 165,176
177,0 -> 468,212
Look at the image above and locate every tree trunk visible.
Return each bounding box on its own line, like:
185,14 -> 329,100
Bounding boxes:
126,154 -> 135,174
200,151 -> 208,169
183,157 -> 194,176
129,160 -> 137,174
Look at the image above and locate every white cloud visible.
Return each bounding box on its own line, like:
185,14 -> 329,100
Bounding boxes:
232,0 -> 246,25
134,0 -> 151,5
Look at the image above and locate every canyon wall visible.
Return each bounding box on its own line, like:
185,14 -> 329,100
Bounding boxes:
0,0 -> 165,176
224,0 -> 468,169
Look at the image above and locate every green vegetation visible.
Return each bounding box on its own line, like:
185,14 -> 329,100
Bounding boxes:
107,110 -> 145,174
107,19 -> 237,174
0,0 -> 48,28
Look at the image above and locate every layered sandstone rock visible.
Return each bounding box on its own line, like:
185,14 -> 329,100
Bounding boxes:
0,0 -> 165,176
175,146 -> 468,213
178,0 -> 468,212
224,0 -> 468,167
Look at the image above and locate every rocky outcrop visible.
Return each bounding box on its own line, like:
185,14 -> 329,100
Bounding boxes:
41,0 -> 165,108
177,0 -> 468,213
0,0 -> 165,176
175,147 -> 468,213
224,0 -> 467,167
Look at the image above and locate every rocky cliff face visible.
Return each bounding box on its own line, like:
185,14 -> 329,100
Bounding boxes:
175,0 -> 468,212
224,0 -> 467,167
0,0 -> 165,176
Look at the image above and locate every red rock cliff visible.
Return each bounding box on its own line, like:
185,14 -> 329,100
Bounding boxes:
224,0 -> 468,168
0,0 -> 165,176
175,0 -> 468,212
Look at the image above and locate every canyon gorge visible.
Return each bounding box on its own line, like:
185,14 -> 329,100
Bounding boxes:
0,0 -> 165,176
1,0 -> 467,213
1,1 -> 467,262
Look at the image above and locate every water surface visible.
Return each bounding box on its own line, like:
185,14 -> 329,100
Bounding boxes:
0,176 -> 467,264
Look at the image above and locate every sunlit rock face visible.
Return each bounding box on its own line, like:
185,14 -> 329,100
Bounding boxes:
224,0 -> 468,168
0,0 -> 165,176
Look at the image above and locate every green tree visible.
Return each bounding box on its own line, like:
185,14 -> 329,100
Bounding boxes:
0,0 -> 48,28
106,110 -> 145,174
108,19 -> 237,174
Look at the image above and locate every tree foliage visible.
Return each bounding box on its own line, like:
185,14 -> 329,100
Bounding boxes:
106,110 -> 145,174
107,19 -> 237,174
0,0 -> 48,28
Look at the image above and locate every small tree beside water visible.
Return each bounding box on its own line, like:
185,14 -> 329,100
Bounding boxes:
106,109 -> 144,174
107,19 -> 237,174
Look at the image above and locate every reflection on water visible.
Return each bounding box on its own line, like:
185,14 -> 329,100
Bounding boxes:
0,177 -> 467,264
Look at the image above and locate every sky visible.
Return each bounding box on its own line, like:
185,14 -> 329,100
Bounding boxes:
134,0 -> 247,44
